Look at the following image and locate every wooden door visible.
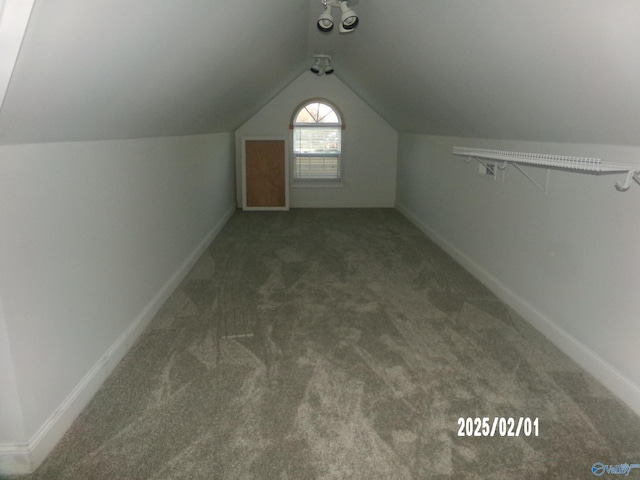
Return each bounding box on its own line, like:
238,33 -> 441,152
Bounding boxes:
243,139 -> 288,210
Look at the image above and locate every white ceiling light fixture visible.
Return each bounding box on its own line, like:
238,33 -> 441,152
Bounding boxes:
323,60 -> 335,75
317,4 -> 334,32
310,55 -> 334,76
338,1 -> 358,32
317,0 -> 359,34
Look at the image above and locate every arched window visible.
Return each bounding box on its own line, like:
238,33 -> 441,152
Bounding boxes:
292,100 -> 342,182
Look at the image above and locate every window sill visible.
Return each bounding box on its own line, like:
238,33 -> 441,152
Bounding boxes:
291,181 -> 344,188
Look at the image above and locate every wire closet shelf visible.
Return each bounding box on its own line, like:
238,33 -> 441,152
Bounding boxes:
452,147 -> 640,191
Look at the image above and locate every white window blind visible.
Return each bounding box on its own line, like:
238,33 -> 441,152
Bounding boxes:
292,102 -> 342,182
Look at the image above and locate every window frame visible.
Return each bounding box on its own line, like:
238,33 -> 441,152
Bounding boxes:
290,99 -> 345,185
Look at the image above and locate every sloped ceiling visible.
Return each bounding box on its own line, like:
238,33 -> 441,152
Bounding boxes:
0,0 -> 309,144
317,0 -> 640,145
2,0 -> 640,146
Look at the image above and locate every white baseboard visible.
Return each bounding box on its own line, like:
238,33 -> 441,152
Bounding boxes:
395,202 -> 640,418
0,444 -> 30,477
0,205 -> 236,477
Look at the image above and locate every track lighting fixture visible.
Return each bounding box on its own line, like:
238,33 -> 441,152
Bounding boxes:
338,1 -> 359,32
323,62 -> 335,75
310,55 -> 334,76
310,57 -> 324,75
317,0 -> 359,34
317,8 -> 334,32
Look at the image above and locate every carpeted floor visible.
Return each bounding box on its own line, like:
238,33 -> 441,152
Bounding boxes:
18,209 -> 640,479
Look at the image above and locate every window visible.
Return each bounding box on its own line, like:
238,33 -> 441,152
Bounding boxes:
292,100 -> 342,183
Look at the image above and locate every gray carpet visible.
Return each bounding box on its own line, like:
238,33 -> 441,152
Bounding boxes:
19,209 -> 640,479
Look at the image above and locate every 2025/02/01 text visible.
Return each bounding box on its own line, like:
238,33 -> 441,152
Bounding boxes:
457,417 -> 539,437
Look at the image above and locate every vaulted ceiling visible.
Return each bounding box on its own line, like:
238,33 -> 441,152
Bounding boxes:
1,0 -> 640,145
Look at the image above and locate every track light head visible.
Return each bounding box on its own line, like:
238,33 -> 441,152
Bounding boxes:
310,57 -> 325,75
324,63 -> 335,75
339,2 -> 358,32
317,8 -> 334,32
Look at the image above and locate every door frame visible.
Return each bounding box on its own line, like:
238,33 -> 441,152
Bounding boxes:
241,136 -> 290,211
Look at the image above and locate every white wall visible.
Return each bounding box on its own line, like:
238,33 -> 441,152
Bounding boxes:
0,295 -> 25,444
235,71 -> 398,208
396,133 -> 640,415
0,133 -> 236,474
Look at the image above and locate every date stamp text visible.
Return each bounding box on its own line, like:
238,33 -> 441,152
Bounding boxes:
457,417 -> 539,437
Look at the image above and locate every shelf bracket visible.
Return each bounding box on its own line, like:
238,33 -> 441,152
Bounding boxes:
615,170 -> 640,192
510,163 -> 550,194
464,154 -> 547,192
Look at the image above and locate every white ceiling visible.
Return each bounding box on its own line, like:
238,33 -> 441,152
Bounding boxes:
328,0 -> 640,144
0,0 -> 309,144
2,0 -> 640,145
